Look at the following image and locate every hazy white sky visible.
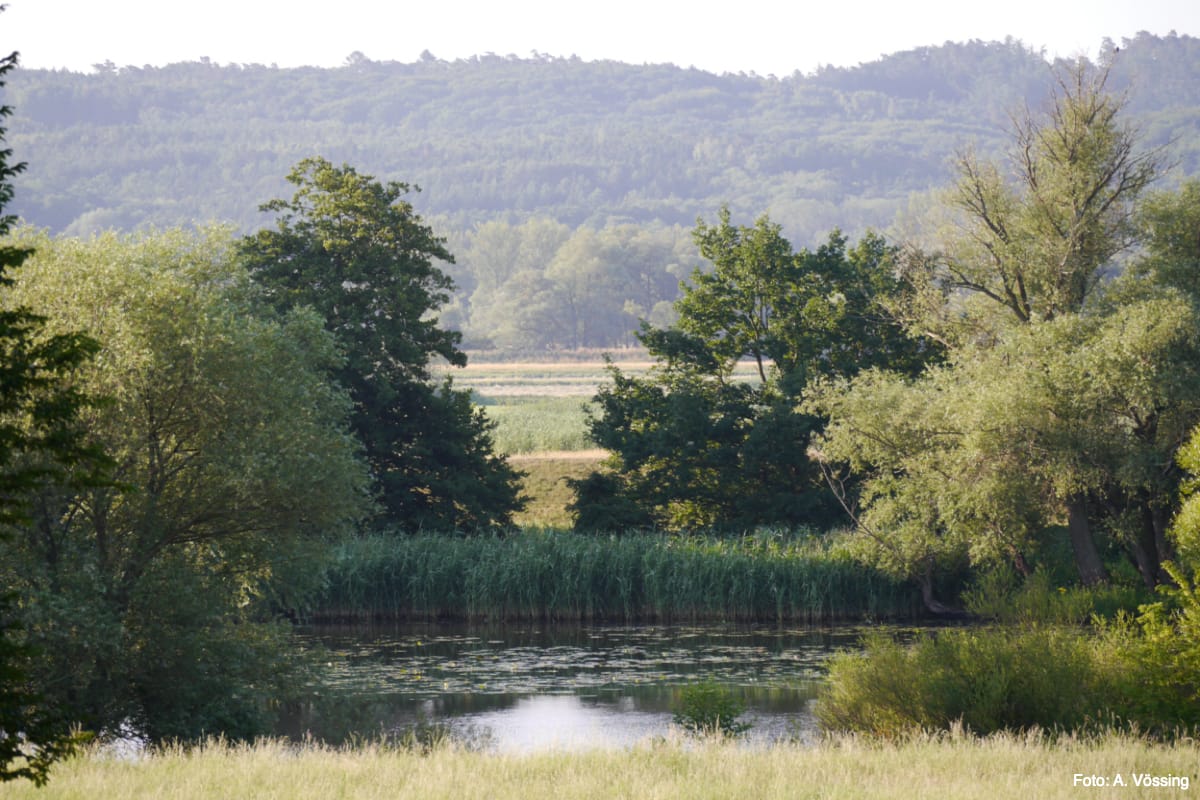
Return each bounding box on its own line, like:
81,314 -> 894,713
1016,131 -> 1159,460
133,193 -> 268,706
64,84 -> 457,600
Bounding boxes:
4,0 -> 1198,76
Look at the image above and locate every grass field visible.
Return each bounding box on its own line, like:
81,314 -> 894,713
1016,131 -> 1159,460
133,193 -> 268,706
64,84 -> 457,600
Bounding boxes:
509,450 -> 607,527
481,396 -> 596,455
10,733 -> 1197,799
433,356 -> 761,524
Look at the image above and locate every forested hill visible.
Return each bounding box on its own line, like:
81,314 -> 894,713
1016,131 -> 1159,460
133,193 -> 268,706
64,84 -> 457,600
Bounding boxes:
5,33 -> 1200,352
7,32 -> 1200,243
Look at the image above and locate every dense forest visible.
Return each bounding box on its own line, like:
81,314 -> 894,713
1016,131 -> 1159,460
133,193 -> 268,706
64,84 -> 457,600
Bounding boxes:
5,33 -> 1200,351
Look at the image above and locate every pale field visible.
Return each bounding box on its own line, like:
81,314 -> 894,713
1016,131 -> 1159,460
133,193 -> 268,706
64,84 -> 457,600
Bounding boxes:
438,360 -> 658,398
438,359 -> 762,398
9,733 -> 1197,799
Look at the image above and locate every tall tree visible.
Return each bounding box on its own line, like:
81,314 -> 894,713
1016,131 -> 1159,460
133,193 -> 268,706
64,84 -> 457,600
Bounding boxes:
901,61 -> 1166,345
575,210 -> 929,531
2,227 -> 369,740
813,62 -> 1178,596
240,158 -> 523,528
0,46 -> 104,786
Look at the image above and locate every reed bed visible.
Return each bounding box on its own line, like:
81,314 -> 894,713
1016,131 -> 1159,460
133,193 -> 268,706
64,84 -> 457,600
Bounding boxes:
10,731 -> 1198,800
311,530 -> 919,623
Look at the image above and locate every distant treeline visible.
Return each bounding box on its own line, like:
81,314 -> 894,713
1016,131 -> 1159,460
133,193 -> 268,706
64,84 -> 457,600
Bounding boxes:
6,33 -> 1200,351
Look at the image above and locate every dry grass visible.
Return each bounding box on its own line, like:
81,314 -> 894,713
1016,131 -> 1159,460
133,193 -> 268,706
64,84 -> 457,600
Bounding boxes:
510,453 -> 606,528
11,732 -> 1198,799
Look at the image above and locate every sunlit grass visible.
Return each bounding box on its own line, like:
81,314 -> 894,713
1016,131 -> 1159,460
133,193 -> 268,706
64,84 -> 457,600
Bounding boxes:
482,396 -> 595,455
440,357 -> 762,398
510,452 -> 606,528
11,732 -> 1199,799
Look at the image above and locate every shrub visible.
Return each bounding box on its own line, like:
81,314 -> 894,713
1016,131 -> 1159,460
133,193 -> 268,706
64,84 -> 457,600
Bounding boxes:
817,626 -> 1117,737
963,568 -> 1145,625
672,682 -> 751,737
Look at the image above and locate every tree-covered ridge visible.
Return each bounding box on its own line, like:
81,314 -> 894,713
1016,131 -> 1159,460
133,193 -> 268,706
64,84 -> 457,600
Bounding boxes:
7,34 -> 1200,243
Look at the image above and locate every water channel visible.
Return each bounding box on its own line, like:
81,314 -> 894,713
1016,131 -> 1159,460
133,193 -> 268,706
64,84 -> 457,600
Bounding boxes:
289,623 -> 917,751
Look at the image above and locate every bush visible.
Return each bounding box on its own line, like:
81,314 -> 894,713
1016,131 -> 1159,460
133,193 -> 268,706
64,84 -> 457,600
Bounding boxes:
1105,563 -> 1200,733
672,682 -> 751,737
963,568 -> 1146,625
817,626 -> 1117,737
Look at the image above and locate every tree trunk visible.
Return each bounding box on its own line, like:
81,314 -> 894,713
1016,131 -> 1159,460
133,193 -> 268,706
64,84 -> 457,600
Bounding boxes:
1067,494 -> 1108,586
919,558 -> 967,617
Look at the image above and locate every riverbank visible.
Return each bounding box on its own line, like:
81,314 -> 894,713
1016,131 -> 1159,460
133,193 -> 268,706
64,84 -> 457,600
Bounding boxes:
10,732 -> 1196,799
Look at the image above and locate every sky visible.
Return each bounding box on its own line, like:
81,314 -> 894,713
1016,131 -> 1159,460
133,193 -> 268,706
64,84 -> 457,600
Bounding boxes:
3,0 -> 1199,77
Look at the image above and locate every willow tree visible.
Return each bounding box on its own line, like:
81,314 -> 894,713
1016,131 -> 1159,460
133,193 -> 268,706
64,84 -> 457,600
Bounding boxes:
819,62 -> 1172,594
911,62 -> 1165,337
1,227 -> 370,740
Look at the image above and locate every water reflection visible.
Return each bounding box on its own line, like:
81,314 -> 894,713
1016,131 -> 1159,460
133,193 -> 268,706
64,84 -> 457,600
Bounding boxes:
291,623 -> 893,750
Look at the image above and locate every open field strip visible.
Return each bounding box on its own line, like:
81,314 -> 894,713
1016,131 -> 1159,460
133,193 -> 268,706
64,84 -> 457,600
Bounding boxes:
439,358 -> 762,398
509,448 -> 609,462
10,734 -> 1197,800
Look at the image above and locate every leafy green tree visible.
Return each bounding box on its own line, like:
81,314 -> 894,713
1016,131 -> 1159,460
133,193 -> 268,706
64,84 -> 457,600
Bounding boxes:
811,288 -> 1200,601
575,210 -> 928,531
0,48 -> 104,787
1,227 -> 369,740
240,157 -> 523,529
812,64 -> 1184,597
893,62 -> 1164,340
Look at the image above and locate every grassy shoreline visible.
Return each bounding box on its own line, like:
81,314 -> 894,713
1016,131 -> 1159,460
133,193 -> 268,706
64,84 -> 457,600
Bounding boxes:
9,733 -> 1197,799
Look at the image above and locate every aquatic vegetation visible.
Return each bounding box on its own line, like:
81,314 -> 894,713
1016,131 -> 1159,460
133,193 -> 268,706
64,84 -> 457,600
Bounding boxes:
312,530 -> 918,623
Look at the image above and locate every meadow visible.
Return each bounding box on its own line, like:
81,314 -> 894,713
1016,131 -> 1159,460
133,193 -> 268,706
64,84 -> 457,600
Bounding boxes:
9,733 -> 1197,799
452,358 -> 616,527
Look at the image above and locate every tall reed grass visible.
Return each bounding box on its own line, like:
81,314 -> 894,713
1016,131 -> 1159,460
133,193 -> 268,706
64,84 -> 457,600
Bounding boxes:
311,530 -> 918,623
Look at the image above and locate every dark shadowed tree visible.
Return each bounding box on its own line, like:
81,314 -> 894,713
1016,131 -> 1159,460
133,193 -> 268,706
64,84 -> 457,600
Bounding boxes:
0,45 -> 106,787
574,209 -> 931,531
240,158 -> 523,529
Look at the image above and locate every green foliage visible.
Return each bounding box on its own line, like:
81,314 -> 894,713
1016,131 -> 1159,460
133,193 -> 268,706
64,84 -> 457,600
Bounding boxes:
0,227 -> 369,742
962,569 -> 1146,625
1135,179 -> 1200,301
566,471 -> 655,532
1108,563 -> 1200,732
241,158 -> 523,529
576,212 -> 929,532
460,222 -> 692,352
12,37 -> 1200,241
817,626 -> 1118,737
809,63 -> 1196,602
821,565 -> 1200,739
0,46 -> 105,786
10,39 -> 1200,352
313,530 -> 918,623
672,682 -> 751,737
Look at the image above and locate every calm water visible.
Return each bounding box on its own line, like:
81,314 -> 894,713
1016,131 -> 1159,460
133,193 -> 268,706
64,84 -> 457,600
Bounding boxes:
288,624 -> 904,751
